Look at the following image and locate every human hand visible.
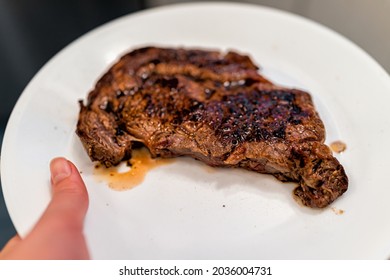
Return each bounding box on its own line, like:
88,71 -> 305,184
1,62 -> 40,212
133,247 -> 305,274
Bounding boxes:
0,158 -> 89,259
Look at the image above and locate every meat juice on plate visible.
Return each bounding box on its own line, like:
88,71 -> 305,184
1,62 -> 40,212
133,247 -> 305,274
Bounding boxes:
93,147 -> 174,190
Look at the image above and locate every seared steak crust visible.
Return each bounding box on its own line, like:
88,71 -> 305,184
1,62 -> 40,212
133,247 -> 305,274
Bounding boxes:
77,47 -> 348,208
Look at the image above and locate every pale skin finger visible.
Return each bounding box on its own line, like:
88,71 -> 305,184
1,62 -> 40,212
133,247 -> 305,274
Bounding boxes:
0,158 -> 90,260
0,235 -> 22,256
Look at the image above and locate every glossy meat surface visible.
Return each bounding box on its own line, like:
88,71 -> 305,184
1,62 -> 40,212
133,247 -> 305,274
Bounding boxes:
77,47 -> 348,208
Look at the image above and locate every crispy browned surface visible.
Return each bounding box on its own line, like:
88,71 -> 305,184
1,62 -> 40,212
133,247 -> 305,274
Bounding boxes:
76,46 -> 348,208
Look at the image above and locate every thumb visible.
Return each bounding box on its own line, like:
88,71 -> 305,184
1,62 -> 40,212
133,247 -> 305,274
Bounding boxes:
43,157 -> 89,230
23,157 -> 90,259
2,158 -> 90,259
29,157 -> 89,233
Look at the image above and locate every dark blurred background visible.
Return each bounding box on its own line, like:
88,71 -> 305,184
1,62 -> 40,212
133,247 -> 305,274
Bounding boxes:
1,0 -> 389,249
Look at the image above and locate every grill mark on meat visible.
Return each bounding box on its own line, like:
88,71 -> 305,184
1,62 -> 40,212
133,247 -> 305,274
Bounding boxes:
77,46 -> 348,208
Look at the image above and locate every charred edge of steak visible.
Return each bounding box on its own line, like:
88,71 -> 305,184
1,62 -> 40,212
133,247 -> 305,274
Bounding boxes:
76,101 -> 132,167
76,46 -> 348,208
290,143 -> 348,208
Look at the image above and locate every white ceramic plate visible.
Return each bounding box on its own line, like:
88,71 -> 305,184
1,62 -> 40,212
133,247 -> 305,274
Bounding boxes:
2,3 -> 390,259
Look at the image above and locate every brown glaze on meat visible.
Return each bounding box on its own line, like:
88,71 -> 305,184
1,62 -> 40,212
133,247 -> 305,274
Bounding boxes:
76,46 -> 348,208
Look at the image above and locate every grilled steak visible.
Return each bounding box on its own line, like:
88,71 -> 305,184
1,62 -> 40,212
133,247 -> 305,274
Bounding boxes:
76,46 -> 348,208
